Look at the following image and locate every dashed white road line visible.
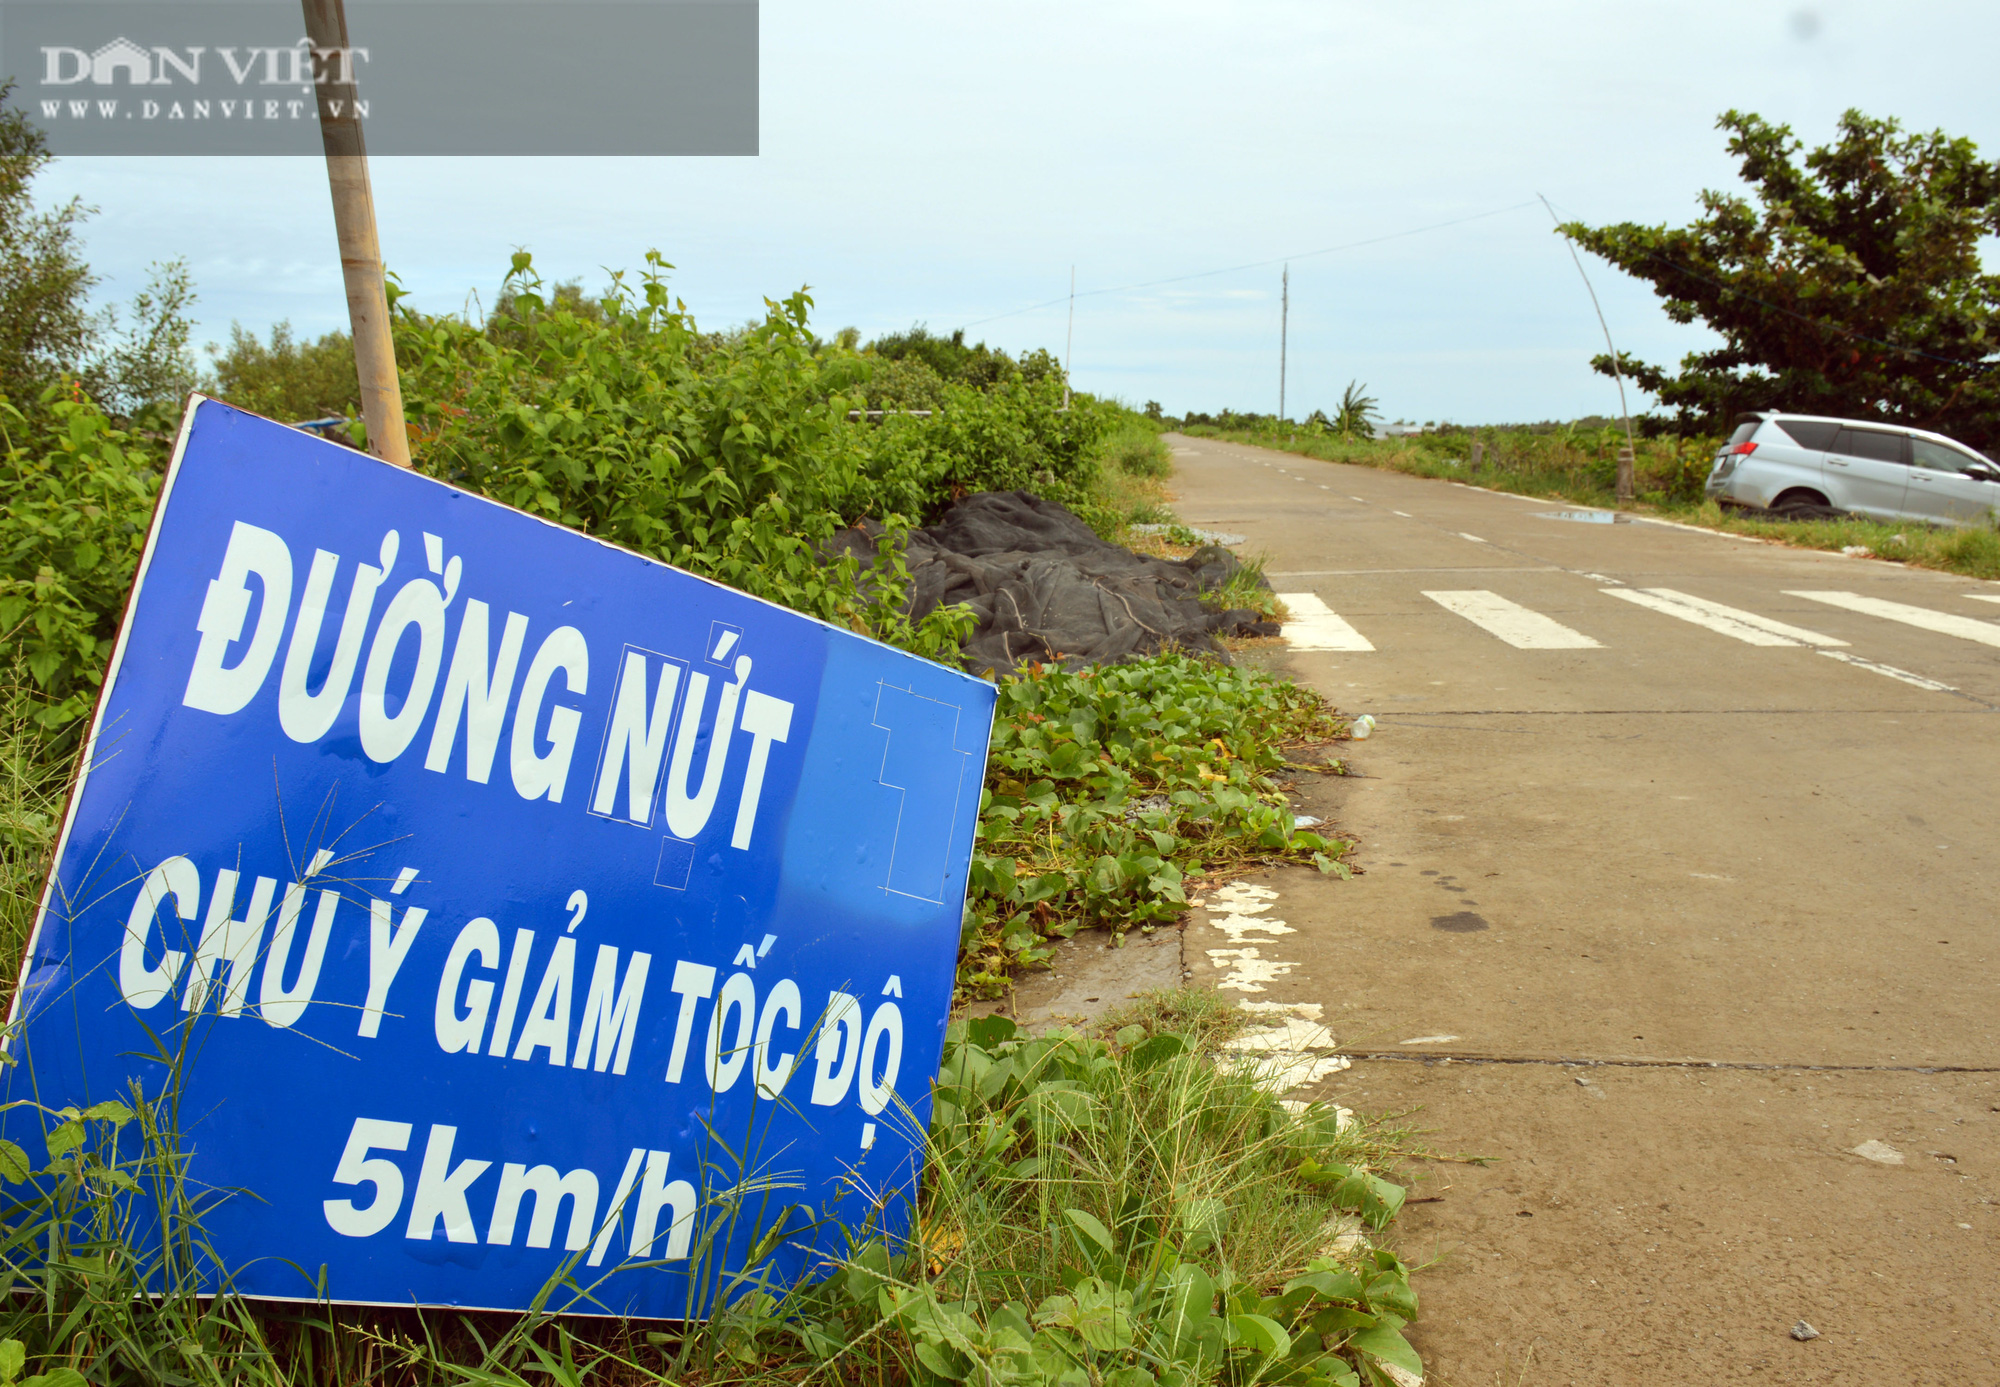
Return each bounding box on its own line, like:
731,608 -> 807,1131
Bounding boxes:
1786,591 -> 2000,649
1350,495 -> 1367,502
1277,592 -> 1375,651
1458,532 -> 1488,544
1202,882 -> 1299,992
1602,588 -> 1847,647
1220,1006 -> 1351,1092
1424,590 -> 1602,649
1817,650 -> 1962,694
1392,510 -> 1411,517
1198,886 -> 1353,1100
1629,515 -> 1766,543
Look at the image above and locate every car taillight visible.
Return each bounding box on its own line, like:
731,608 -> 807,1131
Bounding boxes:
1725,441 -> 1759,456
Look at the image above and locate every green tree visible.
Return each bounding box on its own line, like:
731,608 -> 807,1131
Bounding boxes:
0,85 -> 195,425
0,84 -> 97,402
203,320 -> 359,422
1332,381 -> 1379,437
867,324 -> 1020,390
1564,110 -> 2000,448
91,259 -> 196,424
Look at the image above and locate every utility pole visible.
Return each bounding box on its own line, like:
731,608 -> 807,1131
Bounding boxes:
1278,264 -> 1289,420
302,0 -> 410,467
1062,264 -> 1076,411
1539,195 -> 1634,502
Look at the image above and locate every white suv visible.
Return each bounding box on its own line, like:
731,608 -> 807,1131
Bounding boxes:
1705,412 -> 2000,526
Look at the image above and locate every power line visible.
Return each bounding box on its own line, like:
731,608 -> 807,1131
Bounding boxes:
955,199 -> 1542,330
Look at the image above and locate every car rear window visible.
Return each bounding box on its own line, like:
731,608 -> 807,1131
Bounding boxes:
1832,427 -> 1907,464
1727,420 -> 1760,446
1774,419 -> 1840,450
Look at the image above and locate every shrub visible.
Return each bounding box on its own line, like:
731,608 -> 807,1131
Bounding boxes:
1104,419 -> 1171,477
0,392 -> 161,732
202,319 -> 360,424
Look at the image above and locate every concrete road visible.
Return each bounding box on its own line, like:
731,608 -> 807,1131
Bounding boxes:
1166,434 -> 2000,1386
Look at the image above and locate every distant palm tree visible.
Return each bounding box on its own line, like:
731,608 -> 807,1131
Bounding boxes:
1333,381 -> 1379,438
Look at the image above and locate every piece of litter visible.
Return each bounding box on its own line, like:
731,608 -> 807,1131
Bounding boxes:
1293,814 -> 1322,829
1791,1321 -> 1819,1342
1840,545 -> 1871,557
1400,1034 -> 1458,1045
1318,1212 -> 1367,1257
1349,714 -> 1376,740
1850,1139 -> 1904,1165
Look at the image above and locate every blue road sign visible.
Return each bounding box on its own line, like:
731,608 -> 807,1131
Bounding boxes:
4,397 -> 995,1316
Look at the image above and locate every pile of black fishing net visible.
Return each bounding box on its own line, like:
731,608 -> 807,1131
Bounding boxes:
827,491 -> 1278,675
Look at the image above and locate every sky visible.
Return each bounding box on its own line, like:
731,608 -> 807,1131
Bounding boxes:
28,0 -> 2000,423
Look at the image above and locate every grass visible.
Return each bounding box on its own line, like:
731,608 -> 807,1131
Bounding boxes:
1181,423 -> 2000,583
1682,501 -> 2000,578
0,659 -> 67,983
1102,420 -> 1173,481
1203,556 -> 1287,623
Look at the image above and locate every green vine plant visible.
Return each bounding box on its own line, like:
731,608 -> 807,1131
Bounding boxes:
961,656 -> 1351,997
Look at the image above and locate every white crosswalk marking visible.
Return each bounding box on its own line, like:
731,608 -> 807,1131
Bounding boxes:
1966,594 -> 2000,606
1276,593 -> 1375,651
1424,590 -> 1601,649
1602,588 -> 1847,647
1785,591 -> 2000,649
1817,651 -> 1961,693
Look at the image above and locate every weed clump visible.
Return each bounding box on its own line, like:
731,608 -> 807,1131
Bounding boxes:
694,1008 -> 1428,1387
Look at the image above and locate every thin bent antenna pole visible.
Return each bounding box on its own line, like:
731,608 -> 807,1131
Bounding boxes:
1063,264 -> 1076,411
1539,193 -> 1636,458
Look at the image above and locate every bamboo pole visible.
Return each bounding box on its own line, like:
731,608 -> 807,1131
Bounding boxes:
302,0 -> 410,467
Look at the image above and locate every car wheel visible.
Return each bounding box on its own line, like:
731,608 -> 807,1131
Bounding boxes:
1772,489 -> 1837,520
